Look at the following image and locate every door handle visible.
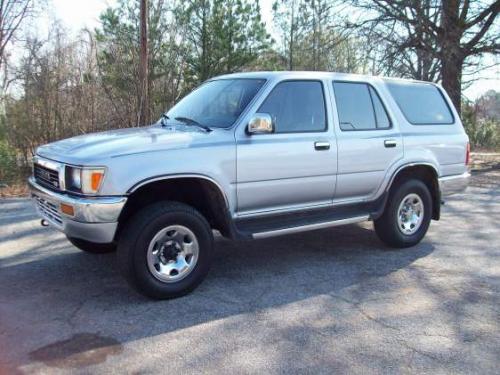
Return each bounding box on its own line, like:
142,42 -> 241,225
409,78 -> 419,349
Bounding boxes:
384,139 -> 397,148
314,141 -> 330,151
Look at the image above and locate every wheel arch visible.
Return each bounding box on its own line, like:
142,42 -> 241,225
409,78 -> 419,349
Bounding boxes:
128,174 -> 229,203
386,163 -> 441,220
116,175 -> 234,240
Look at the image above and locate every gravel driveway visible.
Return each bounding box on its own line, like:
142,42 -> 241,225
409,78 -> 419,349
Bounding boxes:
0,171 -> 499,374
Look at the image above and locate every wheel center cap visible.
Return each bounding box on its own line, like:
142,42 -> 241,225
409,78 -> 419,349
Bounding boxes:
161,240 -> 181,261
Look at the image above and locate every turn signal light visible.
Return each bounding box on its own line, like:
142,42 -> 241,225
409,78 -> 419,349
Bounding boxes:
91,172 -> 104,191
60,203 -> 75,216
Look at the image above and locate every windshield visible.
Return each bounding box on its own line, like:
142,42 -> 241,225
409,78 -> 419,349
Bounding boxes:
165,78 -> 266,128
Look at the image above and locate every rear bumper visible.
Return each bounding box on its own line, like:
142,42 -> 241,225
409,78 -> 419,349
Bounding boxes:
439,172 -> 470,197
28,177 -> 127,243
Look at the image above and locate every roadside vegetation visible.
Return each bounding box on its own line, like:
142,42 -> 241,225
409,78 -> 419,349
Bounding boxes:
0,0 -> 499,193
462,91 -> 500,151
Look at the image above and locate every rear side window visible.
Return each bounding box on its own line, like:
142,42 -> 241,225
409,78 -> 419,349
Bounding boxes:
259,80 -> 326,133
387,82 -> 454,125
333,82 -> 391,131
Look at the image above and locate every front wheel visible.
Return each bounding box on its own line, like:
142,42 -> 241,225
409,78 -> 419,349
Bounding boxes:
374,179 -> 432,248
117,202 -> 213,299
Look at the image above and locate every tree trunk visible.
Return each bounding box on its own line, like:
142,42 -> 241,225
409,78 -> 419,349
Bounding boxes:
138,0 -> 149,126
441,52 -> 463,116
289,2 -> 295,71
440,0 -> 463,116
200,1 -> 209,81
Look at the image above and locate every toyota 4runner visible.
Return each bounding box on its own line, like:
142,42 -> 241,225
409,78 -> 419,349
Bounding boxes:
29,72 -> 470,299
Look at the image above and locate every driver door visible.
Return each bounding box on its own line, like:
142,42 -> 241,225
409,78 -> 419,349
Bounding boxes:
236,80 -> 337,215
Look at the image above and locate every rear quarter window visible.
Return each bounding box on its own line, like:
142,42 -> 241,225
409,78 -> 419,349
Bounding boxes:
387,81 -> 454,125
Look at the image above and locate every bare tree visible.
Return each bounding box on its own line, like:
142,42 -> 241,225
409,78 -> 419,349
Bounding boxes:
352,0 -> 441,81
441,0 -> 499,113
0,0 -> 35,69
273,0 -> 305,70
352,0 -> 500,114
138,0 -> 149,125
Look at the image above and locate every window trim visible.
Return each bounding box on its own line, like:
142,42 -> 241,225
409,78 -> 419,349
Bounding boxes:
257,79 -> 329,134
332,80 -> 393,132
387,82 -> 455,126
168,78 -> 268,130
368,86 -> 391,130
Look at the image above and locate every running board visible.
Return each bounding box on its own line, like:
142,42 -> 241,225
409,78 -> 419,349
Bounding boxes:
232,201 -> 379,240
251,215 -> 369,239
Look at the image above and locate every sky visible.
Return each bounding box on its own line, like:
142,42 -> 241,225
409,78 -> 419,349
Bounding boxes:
41,0 -> 498,101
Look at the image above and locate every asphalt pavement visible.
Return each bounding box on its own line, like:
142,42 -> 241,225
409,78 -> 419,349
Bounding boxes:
0,171 -> 499,374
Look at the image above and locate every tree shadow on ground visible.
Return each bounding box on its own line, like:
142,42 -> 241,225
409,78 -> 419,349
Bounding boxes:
0,223 -> 436,371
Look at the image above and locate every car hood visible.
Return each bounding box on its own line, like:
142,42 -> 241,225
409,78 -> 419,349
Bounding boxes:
36,125 -> 223,165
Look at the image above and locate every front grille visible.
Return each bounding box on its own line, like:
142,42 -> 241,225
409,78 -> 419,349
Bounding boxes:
34,195 -> 63,226
34,164 -> 60,190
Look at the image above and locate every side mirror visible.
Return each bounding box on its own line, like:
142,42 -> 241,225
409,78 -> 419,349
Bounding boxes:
247,113 -> 274,134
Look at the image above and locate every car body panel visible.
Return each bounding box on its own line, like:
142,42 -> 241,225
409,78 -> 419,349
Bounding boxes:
29,71 -> 470,242
234,77 -> 337,215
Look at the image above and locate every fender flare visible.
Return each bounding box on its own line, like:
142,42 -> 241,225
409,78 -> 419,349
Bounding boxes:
384,162 -> 439,194
383,162 -> 441,220
127,173 -> 230,210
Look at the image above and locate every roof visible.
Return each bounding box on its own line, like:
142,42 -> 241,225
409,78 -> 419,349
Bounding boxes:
211,71 -> 436,86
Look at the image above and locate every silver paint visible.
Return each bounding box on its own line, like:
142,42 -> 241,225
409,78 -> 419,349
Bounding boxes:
30,71 -> 470,242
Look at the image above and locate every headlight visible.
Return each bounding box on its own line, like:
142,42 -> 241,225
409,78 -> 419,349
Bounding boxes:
70,167 -> 82,189
66,166 -> 105,194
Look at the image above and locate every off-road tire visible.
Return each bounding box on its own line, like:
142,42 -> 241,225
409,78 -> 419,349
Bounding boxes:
117,201 -> 213,299
374,179 -> 432,248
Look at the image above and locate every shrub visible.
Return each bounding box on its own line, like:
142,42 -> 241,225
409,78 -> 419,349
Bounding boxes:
462,106 -> 500,150
0,140 -> 19,185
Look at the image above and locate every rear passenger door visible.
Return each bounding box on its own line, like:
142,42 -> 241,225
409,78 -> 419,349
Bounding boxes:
331,81 -> 403,201
236,80 -> 337,215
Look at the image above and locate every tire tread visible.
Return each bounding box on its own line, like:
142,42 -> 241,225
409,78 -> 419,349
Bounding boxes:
117,201 -> 213,299
374,179 -> 432,248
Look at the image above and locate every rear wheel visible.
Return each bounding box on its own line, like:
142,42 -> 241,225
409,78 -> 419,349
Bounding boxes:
117,201 -> 213,299
374,179 -> 432,248
67,237 -> 116,254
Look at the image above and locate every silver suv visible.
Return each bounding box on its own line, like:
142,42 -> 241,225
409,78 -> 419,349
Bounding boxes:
29,71 -> 470,299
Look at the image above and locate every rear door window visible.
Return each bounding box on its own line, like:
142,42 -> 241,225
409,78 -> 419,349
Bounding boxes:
332,82 -> 391,130
387,81 -> 454,125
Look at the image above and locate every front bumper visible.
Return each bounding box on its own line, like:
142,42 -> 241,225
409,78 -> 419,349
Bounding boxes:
28,177 -> 127,243
439,172 -> 470,197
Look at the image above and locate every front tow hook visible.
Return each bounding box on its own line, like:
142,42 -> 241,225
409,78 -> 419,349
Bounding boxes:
41,219 -> 49,227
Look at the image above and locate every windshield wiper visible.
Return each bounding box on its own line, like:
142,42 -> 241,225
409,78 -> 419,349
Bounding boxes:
174,116 -> 212,132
